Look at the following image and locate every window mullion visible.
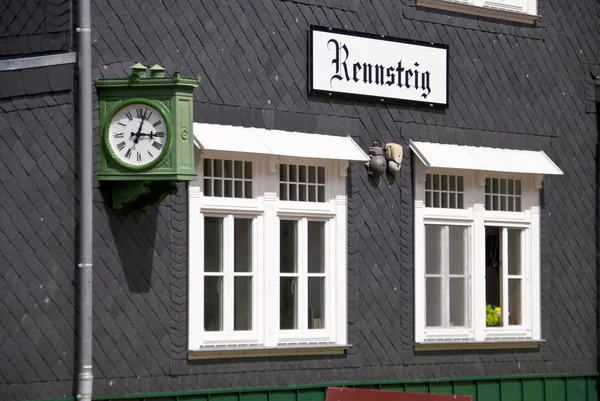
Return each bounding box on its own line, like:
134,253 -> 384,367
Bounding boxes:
298,218 -> 308,334
501,227 -> 508,328
221,214 -> 231,335
443,225 -> 450,328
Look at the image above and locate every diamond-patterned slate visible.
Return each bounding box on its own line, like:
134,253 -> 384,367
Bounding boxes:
1,0 -> 599,400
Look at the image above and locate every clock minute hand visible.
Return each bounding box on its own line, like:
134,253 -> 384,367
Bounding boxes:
133,118 -> 145,144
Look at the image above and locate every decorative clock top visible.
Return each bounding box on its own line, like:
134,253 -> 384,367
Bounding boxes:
105,99 -> 172,170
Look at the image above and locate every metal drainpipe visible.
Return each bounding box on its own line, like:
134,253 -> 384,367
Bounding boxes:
76,0 -> 94,397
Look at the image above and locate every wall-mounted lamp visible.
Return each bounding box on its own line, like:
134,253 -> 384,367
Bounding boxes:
366,141 -> 387,176
366,141 -> 403,176
385,143 -> 403,173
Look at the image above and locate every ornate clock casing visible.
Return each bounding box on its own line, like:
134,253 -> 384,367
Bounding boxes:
95,64 -> 201,209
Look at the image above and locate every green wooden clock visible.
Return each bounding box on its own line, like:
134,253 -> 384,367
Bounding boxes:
95,64 -> 201,209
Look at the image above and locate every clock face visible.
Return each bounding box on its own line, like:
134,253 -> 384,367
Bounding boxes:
107,103 -> 170,169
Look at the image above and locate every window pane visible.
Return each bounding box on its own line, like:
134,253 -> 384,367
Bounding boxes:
299,165 -> 307,182
280,277 -> 297,330
508,229 -> 521,275
426,277 -> 442,327
234,180 -> 243,198
308,166 -> 316,183
485,226 -> 502,326
317,167 -> 325,183
289,165 -> 297,181
318,186 -> 325,202
224,180 -> 232,198
308,277 -> 325,329
204,217 -> 223,272
449,226 -> 466,275
280,220 -> 297,273
425,225 -> 442,275
508,279 -> 521,325
234,218 -> 252,272
280,183 -> 287,201
280,164 -> 287,182
203,158 -> 212,176
234,160 -> 243,178
245,181 -> 252,198
203,179 -> 212,196
244,161 -> 252,179
214,180 -> 222,197
213,159 -> 222,177
204,276 -> 222,331
449,277 -> 466,326
308,221 -> 325,273
299,184 -> 307,201
224,160 -> 233,178
234,277 -> 252,331
289,184 -> 297,201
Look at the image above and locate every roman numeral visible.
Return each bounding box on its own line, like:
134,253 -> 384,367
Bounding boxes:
137,152 -> 142,162
116,141 -> 126,151
148,150 -> 154,158
136,108 -> 144,119
152,141 -> 163,150
125,112 -> 133,121
114,133 -> 124,138
152,120 -> 162,127
118,122 -> 126,127
125,148 -> 132,159
154,131 -> 165,138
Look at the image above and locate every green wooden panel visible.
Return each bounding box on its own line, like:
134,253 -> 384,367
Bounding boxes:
179,396 -> 210,401
297,388 -> 325,401
500,380 -> 522,401
270,390 -> 296,401
429,383 -> 453,395
523,379 -> 545,401
545,378 -> 567,401
453,382 -> 477,399
587,379 -> 598,401
404,383 -> 429,394
477,381 -> 501,401
566,378 -> 588,401
354,385 -> 379,390
240,392 -> 268,401
378,384 -> 406,392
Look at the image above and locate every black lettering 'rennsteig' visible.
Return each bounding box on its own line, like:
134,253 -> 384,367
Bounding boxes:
327,38 -> 432,99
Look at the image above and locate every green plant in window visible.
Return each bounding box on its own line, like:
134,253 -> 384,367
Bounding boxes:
486,304 -> 501,326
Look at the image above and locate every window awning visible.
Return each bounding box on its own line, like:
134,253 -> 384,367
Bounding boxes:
193,123 -> 369,162
409,141 -> 563,175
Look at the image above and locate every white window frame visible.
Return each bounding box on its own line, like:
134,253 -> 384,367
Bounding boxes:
414,162 -> 542,344
416,0 -> 540,24
189,151 -> 348,351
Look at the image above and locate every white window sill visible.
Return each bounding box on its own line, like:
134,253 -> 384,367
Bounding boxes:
416,0 -> 541,24
188,343 -> 351,359
415,339 -> 544,351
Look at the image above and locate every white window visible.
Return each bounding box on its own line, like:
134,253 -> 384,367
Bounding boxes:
416,0 -> 539,24
411,141 -> 563,345
189,124 -> 368,353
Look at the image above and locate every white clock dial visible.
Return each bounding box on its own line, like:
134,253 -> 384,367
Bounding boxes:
107,103 -> 169,168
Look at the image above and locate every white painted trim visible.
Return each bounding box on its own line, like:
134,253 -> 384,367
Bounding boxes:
413,156 -> 543,345
0,52 -> 77,71
416,0 -> 541,24
189,153 -> 348,351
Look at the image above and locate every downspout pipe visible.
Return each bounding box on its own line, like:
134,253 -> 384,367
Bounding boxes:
76,0 -> 94,398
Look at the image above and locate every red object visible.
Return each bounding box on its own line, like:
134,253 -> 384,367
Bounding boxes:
326,387 -> 472,401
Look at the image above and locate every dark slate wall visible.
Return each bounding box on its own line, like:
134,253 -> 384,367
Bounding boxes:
0,0 -> 72,59
1,0 -> 599,400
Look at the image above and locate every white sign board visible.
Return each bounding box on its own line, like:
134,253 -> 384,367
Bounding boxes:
309,26 -> 448,106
